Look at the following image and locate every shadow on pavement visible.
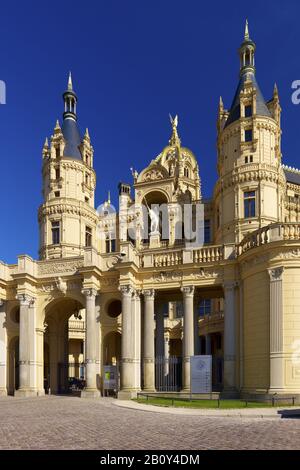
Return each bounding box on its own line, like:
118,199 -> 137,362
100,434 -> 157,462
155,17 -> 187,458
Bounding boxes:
278,409 -> 300,419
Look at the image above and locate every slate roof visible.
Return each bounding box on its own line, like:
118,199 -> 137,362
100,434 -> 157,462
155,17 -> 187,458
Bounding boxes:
225,72 -> 271,128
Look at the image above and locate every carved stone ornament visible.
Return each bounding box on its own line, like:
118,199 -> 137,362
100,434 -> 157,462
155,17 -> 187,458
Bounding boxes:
38,260 -> 84,275
278,249 -> 300,259
16,294 -> 35,306
119,285 -> 134,297
181,286 -> 195,297
142,289 -> 155,299
268,267 -> 284,282
153,271 -> 183,282
142,169 -> 165,182
192,268 -> 221,279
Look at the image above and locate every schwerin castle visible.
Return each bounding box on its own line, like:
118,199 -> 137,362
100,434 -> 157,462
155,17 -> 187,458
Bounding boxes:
1,22 -> 300,401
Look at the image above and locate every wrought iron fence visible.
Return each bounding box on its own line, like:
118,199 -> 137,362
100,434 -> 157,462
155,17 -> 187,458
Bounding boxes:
155,356 -> 182,392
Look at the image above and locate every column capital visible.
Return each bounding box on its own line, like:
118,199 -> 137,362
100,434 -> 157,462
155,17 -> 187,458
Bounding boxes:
143,289 -> 155,300
119,285 -> 134,297
81,288 -> 98,298
132,289 -> 142,300
181,286 -> 194,297
268,267 -> 284,282
16,294 -> 35,307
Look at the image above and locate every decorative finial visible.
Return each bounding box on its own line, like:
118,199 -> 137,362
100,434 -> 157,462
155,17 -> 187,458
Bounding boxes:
244,19 -> 249,40
68,71 -> 73,91
219,96 -> 224,109
169,114 -> 181,146
107,191 -> 111,205
273,83 -> 278,96
55,119 -> 61,130
43,137 -> 49,148
84,128 -> 90,139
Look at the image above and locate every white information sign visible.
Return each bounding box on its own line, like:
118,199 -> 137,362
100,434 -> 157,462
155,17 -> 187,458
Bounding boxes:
190,355 -> 212,393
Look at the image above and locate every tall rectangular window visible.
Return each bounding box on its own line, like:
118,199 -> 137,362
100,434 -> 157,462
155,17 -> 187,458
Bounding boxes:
51,221 -> 60,245
55,168 -> 60,180
245,128 -> 253,142
85,226 -> 92,247
199,299 -> 211,317
204,219 -> 211,243
245,105 -> 252,117
244,191 -> 256,218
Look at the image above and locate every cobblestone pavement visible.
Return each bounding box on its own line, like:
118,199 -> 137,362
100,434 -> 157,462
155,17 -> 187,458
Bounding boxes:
0,395 -> 299,450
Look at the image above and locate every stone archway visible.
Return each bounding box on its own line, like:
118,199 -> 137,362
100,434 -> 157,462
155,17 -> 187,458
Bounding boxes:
103,331 -> 121,366
44,296 -> 85,394
8,336 -> 19,395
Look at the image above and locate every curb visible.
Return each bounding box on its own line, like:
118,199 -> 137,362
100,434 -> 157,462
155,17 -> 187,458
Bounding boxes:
113,400 -> 285,419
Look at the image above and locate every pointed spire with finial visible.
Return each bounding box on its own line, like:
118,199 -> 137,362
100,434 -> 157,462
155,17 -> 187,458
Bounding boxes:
169,114 -> 181,147
84,128 -> 90,140
273,82 -> 278,97
43,137 -> 49,148
54,119 -> 61,134
244,19 -> 249,41
219,96 -> 224,112
68,71 -> 73,91
63,71 -> 77,122
107,191 -> 111,205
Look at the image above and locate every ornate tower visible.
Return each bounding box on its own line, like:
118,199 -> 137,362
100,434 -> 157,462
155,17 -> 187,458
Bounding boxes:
38,74 -> 98,259
215,21 -> 285,244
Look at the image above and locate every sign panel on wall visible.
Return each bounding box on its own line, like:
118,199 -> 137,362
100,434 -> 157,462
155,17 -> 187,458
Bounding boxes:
103,365 -> 118,390
190,355 -> 212,393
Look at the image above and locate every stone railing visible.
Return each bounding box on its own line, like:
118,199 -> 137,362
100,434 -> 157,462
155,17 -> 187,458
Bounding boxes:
153,250 -> 183,267
140,243 -> 228,268
193,245 -> 224,263
68,320 -> 85,331
199,311 -> 224,324
238,223 -> 300,255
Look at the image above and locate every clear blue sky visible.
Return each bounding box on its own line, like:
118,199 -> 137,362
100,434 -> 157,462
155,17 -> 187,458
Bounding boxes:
1,0 -> 300,263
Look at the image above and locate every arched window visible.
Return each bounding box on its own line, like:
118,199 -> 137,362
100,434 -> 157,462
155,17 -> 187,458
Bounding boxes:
184,167 -> 189,178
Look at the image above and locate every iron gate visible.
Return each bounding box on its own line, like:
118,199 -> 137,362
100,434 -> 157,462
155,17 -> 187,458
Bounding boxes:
155,356 -> 182,392
57,362 -> 86,394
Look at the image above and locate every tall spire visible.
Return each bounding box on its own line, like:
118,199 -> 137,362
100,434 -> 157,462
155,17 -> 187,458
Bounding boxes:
61,73 -> 82,159
239,19 -> 256,76
63,72 -> 77,122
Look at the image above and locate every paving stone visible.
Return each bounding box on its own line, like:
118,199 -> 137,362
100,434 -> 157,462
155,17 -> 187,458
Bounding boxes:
0,396 -> 299,450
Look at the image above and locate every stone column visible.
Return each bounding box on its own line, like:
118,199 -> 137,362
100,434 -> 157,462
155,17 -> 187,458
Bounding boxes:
164,332 -> 170,376
239,281 -> 244,391
268,267 -> 284,392
119,285 -> 134,394
182,286 -> 195,391
143,289 -> 155,391
0,300 -> 7,396
15,294 -> 38,397
81,288 -> 100,397
155,304 -> 165,358
132,290 -> 141,392
205,334 -> 211,355
194,298 -> 200,355
223,282 -> 237,392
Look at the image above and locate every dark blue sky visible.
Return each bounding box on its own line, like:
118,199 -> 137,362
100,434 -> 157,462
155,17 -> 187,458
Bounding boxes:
1,0 -> 300,263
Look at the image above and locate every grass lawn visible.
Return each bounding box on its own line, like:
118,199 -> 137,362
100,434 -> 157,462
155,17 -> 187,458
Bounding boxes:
135,396 -> 275,409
